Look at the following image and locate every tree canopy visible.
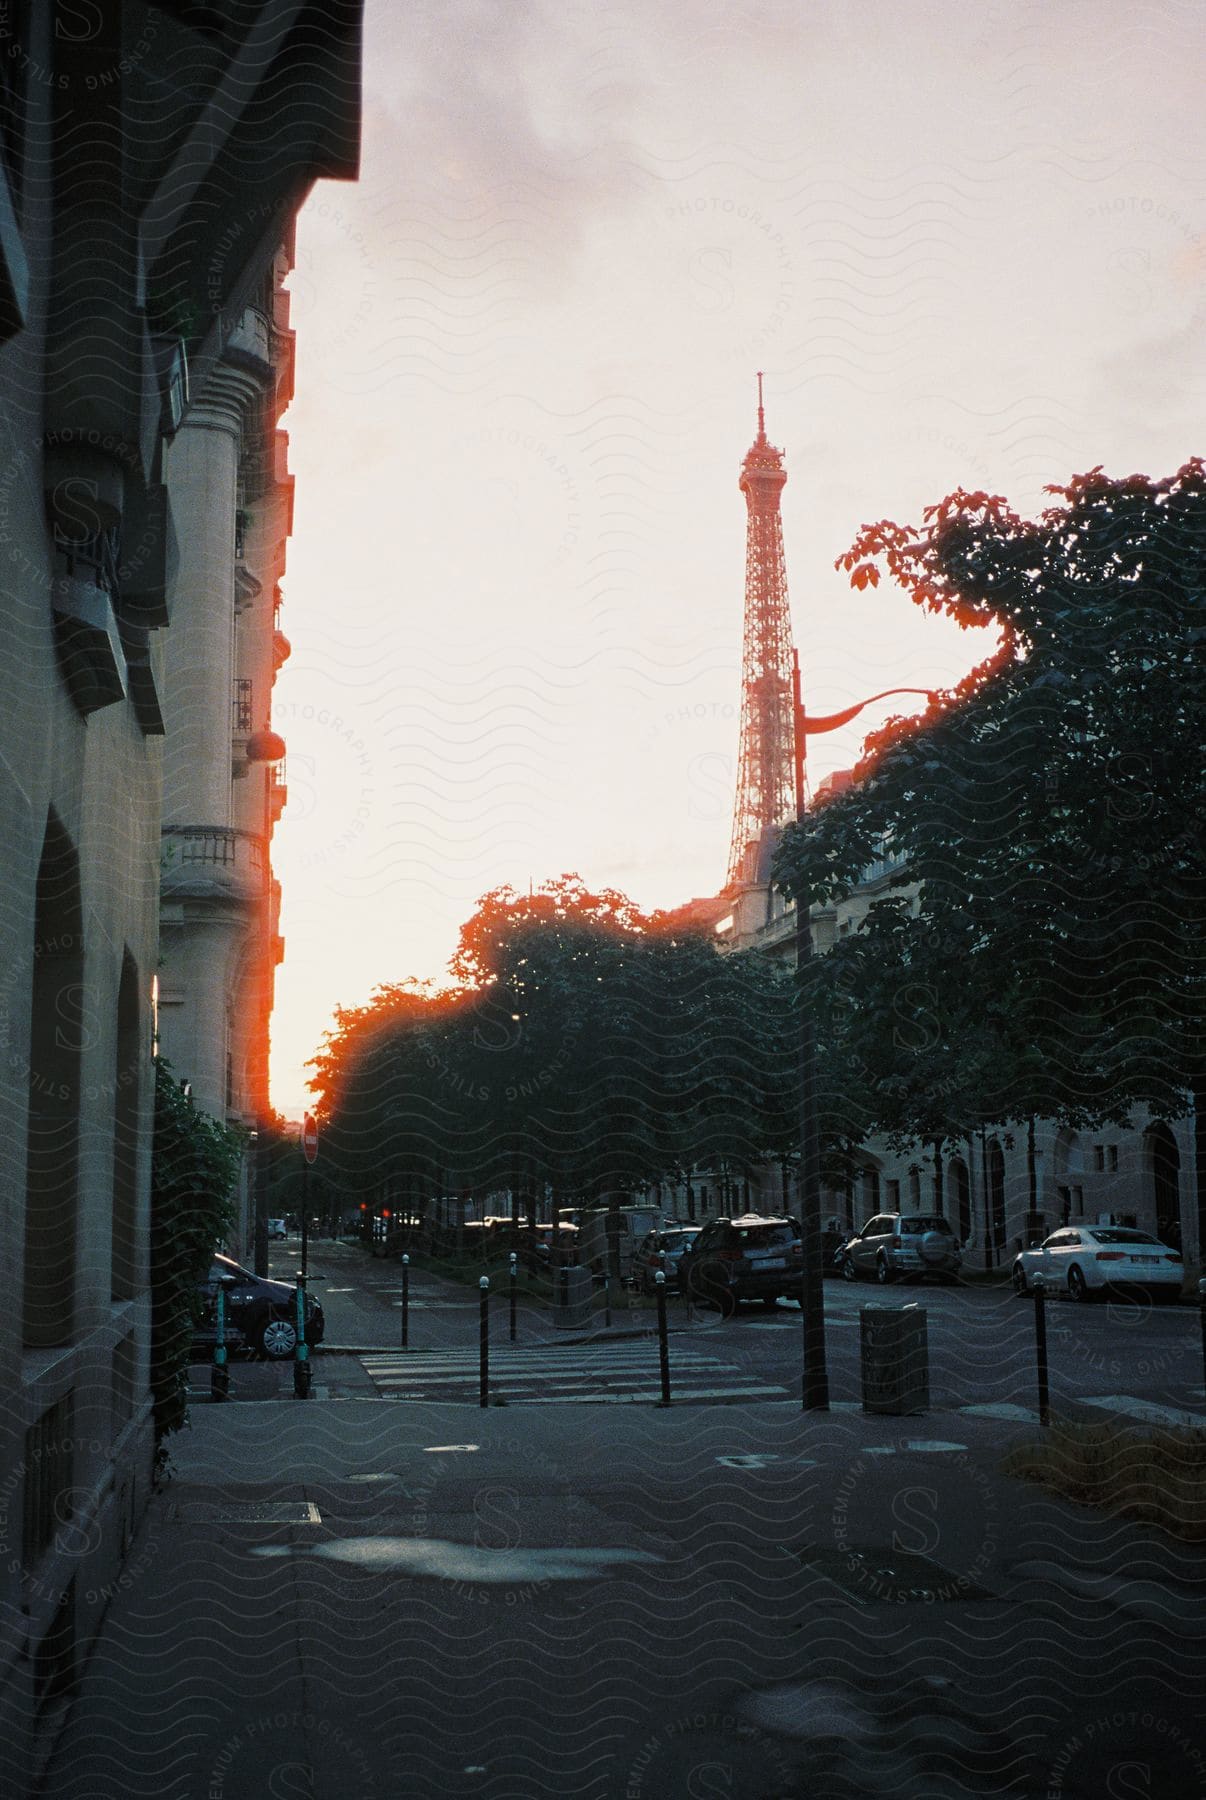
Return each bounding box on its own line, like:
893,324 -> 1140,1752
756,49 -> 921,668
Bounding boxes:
311,875 -> 798,1213
775,460 -> 1206,1150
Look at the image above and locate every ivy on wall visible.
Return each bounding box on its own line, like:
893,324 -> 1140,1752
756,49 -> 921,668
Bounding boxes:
150,1059 -> 244,1446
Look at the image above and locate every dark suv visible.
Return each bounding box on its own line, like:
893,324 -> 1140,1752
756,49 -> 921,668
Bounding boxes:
679,1214 -> 803,1313
195,1253 -> 325,1361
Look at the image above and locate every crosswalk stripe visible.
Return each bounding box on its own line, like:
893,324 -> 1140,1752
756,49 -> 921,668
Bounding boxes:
358,1341 -> 786,1403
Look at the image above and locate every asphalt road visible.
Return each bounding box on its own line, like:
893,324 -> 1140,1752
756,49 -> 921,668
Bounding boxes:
205,1239 -> 1204,1426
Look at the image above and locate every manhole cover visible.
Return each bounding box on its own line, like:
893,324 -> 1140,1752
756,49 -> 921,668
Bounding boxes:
798,1544 -> 993,1603
170,1500 -> 322,1524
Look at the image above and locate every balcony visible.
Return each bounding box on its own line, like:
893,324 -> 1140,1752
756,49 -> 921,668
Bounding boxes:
223,306 -> 274,381
161,826 -> 268,905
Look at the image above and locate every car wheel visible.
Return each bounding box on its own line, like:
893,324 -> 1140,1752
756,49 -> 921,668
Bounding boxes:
259,1314 -> 300,1359
1067,1265 -> 1092,1303
1012,1265 -> 1029,1296
841,1255 -> 857,1283
875,1256 -> 894,1285
760,1296 -> 779,1309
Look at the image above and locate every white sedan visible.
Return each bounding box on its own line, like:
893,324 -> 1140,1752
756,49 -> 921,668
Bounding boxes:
1012,1226 -> 1184,1302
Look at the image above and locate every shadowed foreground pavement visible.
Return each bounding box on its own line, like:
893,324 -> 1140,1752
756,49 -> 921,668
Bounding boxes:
29,1397 -> 1206,1800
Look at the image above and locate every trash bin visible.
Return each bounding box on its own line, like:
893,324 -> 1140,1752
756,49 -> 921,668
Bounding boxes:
552,1265 -> 593,1330
860,1303 -> 929,1415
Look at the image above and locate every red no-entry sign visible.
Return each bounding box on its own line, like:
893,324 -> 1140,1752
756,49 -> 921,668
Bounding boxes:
301,1113 -> 318,1164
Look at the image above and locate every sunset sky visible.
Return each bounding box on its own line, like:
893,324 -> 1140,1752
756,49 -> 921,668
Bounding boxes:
269,0 -> 1205,1116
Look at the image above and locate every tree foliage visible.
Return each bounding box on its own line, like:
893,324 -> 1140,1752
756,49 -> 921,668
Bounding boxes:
312,875 -> 798,1212
150,1059 -> 243,1445
776,461 -> 1206,1152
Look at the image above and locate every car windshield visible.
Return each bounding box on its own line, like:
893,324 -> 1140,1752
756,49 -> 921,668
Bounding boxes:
1088,1229 -> 1161,1246
736,1224 -> 796,1249
899,1217 -> 952,1234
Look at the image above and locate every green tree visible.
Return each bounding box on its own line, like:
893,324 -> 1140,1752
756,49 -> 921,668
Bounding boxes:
313,875 -> 799,1227
150,1060 -> 243,1445
775,461 -> 1206,1232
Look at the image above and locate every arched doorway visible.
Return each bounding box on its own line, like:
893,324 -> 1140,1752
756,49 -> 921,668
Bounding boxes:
24,812 -> 85,1347
1144,1122 -> 1181,1250
1052,1127 -> 1085,1224
948,1156 -> 971,1246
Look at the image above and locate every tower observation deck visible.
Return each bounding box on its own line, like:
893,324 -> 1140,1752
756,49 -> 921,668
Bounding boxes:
725,375 -> 798,890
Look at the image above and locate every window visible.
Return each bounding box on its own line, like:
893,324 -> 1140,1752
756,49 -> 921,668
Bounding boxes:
1093,1145 -> 1105,1172
886,1179 -> 900,1208
1107,1145 -> 1119,1172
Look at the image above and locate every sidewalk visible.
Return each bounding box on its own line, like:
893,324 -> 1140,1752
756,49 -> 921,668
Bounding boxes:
32,1394 -> 1206,1800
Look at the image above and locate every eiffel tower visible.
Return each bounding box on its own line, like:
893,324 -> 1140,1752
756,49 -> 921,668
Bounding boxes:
726,374 -> 799,891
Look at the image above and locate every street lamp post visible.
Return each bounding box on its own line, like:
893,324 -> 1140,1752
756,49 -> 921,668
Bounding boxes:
791,657 -> 937,1411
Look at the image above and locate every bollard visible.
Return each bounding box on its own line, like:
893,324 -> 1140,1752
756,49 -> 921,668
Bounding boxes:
604,1272 -> 612,1330
480,1276 -> 490,1408
1032,1273 -> 1050,1427
294,1273 -> 312,1399
401,1254 -> 410,1350
509,1253 -> 518,1342
211,1281 -> 230,1402
655,1271 -> 671,1406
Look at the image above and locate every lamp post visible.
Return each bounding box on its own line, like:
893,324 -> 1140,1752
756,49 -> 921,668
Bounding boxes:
791,658 -> 937,1412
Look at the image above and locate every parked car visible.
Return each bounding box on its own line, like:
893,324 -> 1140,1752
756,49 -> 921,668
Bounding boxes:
837,1213 -> 962,1284
1012,1226 -> 1184,1302
195,1253 -> 325,1360
267,1218 -> 288,1240
679,1214 -> 803,1313
632,1227 -> 698,1294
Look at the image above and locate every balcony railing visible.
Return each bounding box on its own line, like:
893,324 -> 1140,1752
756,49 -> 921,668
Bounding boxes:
162,826 -> 267,899
233,677 -> 253,735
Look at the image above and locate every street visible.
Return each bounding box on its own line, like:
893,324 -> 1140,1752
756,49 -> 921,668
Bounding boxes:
211,1238 -> 1203,1429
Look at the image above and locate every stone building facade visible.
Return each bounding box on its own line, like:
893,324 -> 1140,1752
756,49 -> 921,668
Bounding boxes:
157,244 -> 298,1252
0,6 -> 361,1784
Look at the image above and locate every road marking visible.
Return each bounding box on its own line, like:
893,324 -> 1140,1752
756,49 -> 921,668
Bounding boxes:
1083,1395 -> 1203,1427
959,1402 -> 1040,1422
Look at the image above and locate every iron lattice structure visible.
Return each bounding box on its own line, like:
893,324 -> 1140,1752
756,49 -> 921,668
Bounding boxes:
726,378 -> 798,889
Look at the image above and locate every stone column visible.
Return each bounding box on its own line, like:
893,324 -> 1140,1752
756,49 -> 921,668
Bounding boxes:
161,363 -> 261,826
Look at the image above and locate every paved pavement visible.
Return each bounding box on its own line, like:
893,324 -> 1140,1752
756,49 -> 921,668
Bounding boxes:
32,1382 -> 1206,1800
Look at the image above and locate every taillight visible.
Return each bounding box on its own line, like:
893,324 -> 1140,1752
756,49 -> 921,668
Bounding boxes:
1095,1251 -> 1126,1262
1165,1254 -> 1183,1263
792,1244 -> 803,1258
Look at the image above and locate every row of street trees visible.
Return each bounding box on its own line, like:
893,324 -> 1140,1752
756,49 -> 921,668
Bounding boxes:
777,459 -> 1205,1231
308,877 -> 798,1220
